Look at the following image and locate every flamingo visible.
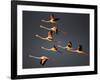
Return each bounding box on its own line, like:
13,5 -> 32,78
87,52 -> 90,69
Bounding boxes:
58,41 -> 88,55
41,15 -> 67,35
72,44 -> 88,55
58,41 -> 73,52
29,55 -> 48,66
35,31 -> 53,42
41,45 -> 63,54
40,24 -> 58,34
41,14 -> 59,24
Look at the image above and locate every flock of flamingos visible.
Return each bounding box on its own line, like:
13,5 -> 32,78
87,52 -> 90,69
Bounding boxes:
29,14 -> 88,66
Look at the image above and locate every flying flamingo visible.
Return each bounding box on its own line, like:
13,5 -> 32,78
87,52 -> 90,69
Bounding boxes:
35,31 -> 53,42
29,55 -> 48,66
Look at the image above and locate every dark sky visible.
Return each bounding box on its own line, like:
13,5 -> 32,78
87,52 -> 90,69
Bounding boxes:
23,11 -> 90,69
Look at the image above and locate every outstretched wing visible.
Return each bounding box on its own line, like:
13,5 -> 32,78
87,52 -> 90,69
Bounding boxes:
53,18 -> 59,21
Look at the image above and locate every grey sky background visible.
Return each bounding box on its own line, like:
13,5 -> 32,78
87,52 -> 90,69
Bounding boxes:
23,11 -> 90,69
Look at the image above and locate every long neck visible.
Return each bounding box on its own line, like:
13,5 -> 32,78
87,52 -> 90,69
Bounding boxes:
29,55 -> 40,59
